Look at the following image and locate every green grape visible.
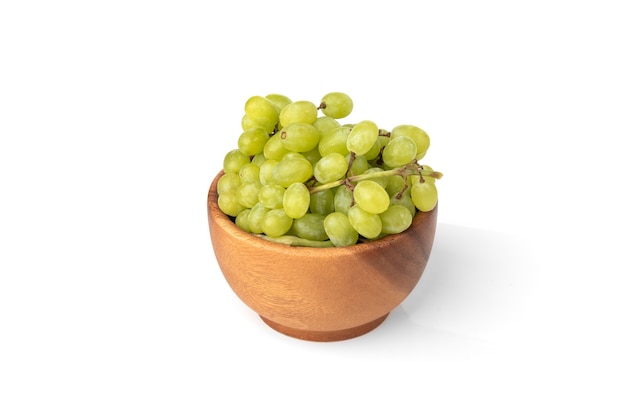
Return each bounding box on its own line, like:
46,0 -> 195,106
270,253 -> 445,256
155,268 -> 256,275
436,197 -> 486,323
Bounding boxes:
347,204 -> 382,239
223,149 -> 251,174
251,153 -> 267,167
283,182 -> 310,219
265,94 -> 292,114
391,124 -> 430,159
244,96 -> 279,132
390,191 -> 416,217
362,167 -> 388,189
248,202 -> 269,234
218,190 -> 244,217
301,146 -> 322,166
382,136 -> 417,168
348,154 -> 369,176
238,163 -> 261,184
385,174 -> 407,197
309,188 -> 335,215
259,159 -> 279,185
323,212 -> 359,247
313,116 -> 340,135
318,125 -> 351,156
377,129 -> 391,147
291,213 -> 329,241
263,131 -> 290,161
262,208 -> 293,237
346,120 -> 378,156
333,185 -> 353,215
235,208 -> 252,232
258,184 -> 285,209
217,172 -> 241,195
236,182 -> 261,208
313,152 -> 349,184
238,128 -> 269,156
319,92 -> 353,119
363,137 -> 382,161
280,122 -> 321,152
379,204 -> 413,234
353,180 -> 389,214
410,180 -> 438,212
279,100 -> 318,126
272,156 -> 313,188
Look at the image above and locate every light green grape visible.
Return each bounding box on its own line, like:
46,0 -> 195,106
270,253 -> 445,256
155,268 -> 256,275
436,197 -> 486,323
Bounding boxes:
382,136 -> 417,168
313,116 -> 340,135
235,208 -> 252,232
238,163 -> 260,184
223,149 -> 251,174
353,180 -> 389,214
280,123 -> 321,152
391,124 -> 430,160
217,172 -> 241,195
291,213 -> 329,241
385,174 -> 407,197
272,156 -> 313,188
263,131 -> 290,161
258,184 -> 285,209
410,180 -> 438,212
244,96 -> 279,132
236,182 -> 261,208
262,208 -> 293,237
333,185 -> 353,215
348,154 -> 369,176
265,94 -> 292,114
361,167 -> 388,189
259,159 -> 279,185
379,204 -> 413,234
238,128 -> 269,156
323,212 -> 359,247
279,100 -> 318,126
301,146 -> 322,166
390,191 -> 416,217
248,202 -> 269,234
313,152 -> 348,184
347,205 -> 382,239
318,126 -> 351,156
283,182 -> 310,219
218,190 -> 244,217
319,92 -> 353,119
346,120 -> 378,156
363,137 -> 382,161
309,188 -> 335,215
251,153 -> 267,167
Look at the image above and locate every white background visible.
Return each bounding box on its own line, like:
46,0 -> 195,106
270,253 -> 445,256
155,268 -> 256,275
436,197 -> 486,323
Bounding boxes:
2,1 -> 625,416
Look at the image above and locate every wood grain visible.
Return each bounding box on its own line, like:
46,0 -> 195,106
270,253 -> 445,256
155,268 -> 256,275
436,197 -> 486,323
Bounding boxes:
207,171 -> 438,341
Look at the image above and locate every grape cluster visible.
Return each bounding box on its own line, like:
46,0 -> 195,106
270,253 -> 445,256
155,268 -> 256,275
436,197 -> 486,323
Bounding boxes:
216,92 -> 442,247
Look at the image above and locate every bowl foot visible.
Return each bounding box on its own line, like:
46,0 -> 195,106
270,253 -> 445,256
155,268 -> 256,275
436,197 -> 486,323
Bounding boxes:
259,314 -> 389,342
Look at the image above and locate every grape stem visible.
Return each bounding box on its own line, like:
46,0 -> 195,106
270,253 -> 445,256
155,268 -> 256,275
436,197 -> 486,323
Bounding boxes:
308,160 -> 443,194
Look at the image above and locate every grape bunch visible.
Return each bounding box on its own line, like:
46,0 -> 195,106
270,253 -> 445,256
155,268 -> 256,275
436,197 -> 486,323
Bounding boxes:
216,92 -> 443,247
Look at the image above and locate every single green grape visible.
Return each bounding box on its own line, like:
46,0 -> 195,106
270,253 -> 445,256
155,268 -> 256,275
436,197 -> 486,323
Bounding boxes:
265,94 -> 292,114
244,96 -> 279,132
363,137 -> 382,161
238,163 -> 261,184
262,208 -> 293,237
236,182 -> 261,208
280,122 -> 321,153
258,184 -> 285,209
217,172 -> 241,195
391,124 -> 430,159
346,120 -> 378,156
259,159 -> 279,185
319,92 -> 353,119
390,191 -> 416,217
235,208 -> 252,232
347,204 -> 382,239
251,153 -> 267,167
247,202 -> 269,234
323,212 -> 359,247
379,204 -> 413,234
348,154 -> 369,176
361,167 -> 388,189
313,152 -> 349,184
279,100 -> 318,126
385,174 -> 407,197
333,185 -> 353,215
223,149 -> 250,174
238,128 -> 269,156
410,180 -> 438,212
218,190 -> 244,217
313,116 -> 340,135
382,136 -> 417,168
318,125 -> 351,156
283,182 -> 310,219
309,188 -> 335,215
263,131 -> 290,161
291,213 -> 329,241
272,156 -> 313,188
353,180 -> 390,214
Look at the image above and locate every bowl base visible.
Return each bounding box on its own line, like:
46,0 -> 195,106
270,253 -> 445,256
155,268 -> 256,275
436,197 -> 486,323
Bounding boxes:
259,314 -> 389,342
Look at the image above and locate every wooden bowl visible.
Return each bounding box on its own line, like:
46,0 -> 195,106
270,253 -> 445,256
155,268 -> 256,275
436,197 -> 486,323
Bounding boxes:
207,171 -> 438,342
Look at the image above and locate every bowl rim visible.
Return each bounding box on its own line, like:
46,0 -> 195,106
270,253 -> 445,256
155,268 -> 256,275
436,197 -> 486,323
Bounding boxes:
207,170 -> 437,256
